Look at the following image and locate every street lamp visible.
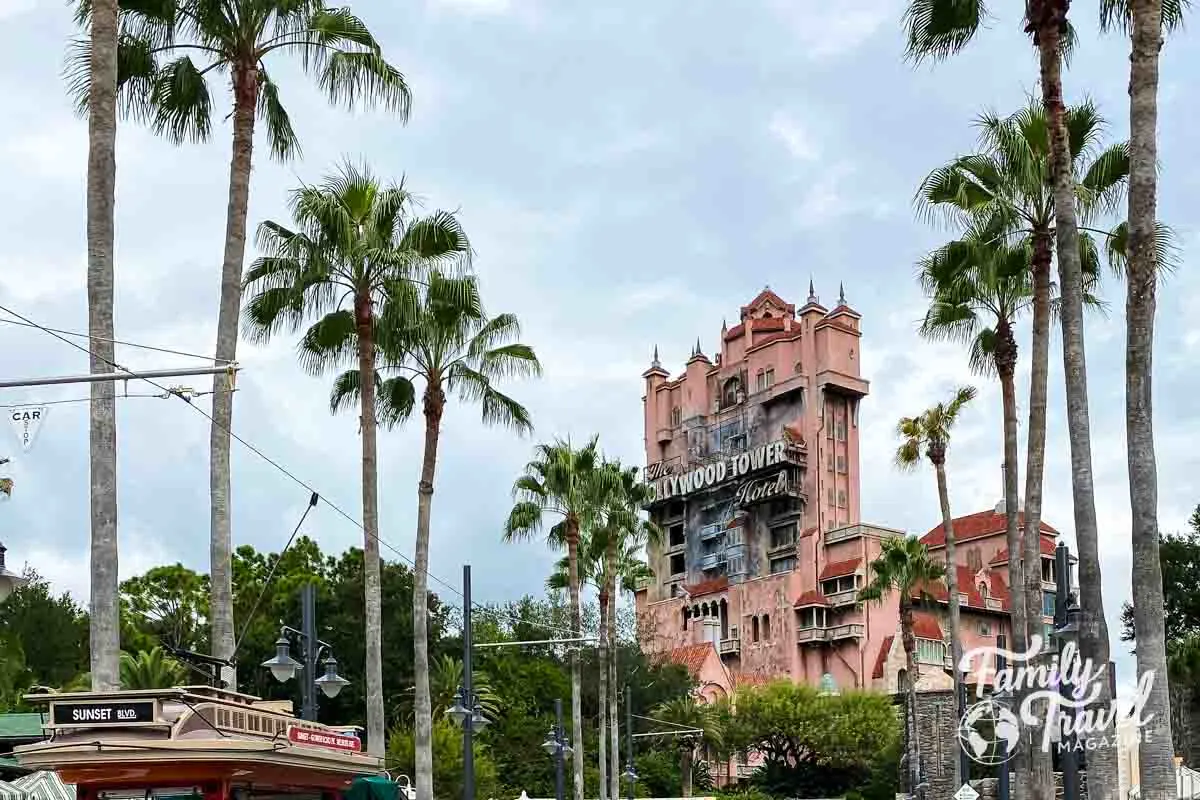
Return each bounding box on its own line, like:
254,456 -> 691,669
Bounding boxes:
541,698 -> 572,800
260,583 -> 349,721
445,686 -> 489,733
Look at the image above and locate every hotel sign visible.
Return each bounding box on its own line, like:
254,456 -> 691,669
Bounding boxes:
734,470 -> 791,506
648,440 -> 789,502
52,700 -> 156,726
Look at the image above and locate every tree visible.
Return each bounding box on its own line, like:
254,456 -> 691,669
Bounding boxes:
505,437 -> 616,800
337,270 -> 538,797
71,0 -> 120,697
69,0 -> 411,692
650,697 -> 721,798
119,647 -> 187,689
1102,2 -> 1189,796
858,536 -> 945,796
120,564 -> 210,652
1120,511 -> 1200,643
388,719 -> 501,800
893,384 -> 976,788
720,681 -> 901,799
903,4 -> 1117,797
244,165 -> 470,756
0,571 -> 90,689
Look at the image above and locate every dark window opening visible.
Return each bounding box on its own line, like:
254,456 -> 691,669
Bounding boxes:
751,616 -> 760,643
762,613 -> 771,640
669,524 -> 685,547
669,553 -> 685,576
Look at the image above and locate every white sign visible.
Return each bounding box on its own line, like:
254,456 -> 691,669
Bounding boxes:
8,406 -> 47,452
954,784 -> 979,800
649,440 -> 789,501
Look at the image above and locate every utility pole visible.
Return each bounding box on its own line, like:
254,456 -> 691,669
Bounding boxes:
0,364 -> 238,390
463,564 -> 475,800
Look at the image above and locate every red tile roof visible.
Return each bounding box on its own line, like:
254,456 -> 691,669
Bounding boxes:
734,672 -> 773,688
819,557 -> 862,581
988,573 -> 1010,602
989,536 -> 1058,566
746,329 -> 803,351
872,635 -> 895,679
920,509 -> 1059,548
911,565 -> 1010,612
912,611 -> 944,640
794,590 -> 829,607
724,323 -> 746,341
741,289 -> 795,317
685,577 -> 729,598
753,317 -> 786,333
659,643 -> 717,678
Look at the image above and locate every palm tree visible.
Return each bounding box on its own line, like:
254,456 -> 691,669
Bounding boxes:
505,437 -> 615,800
69,0 -> 411,691
650,697 -> 722,798
858,535 -> 945,798
79,0 -> 120,696
598,462 -> 659,800
1100,3 -> 1189,797
904,7 -> 1112,796
894,385 -> 976,788
429,653 -> 499,723
119,648 -> 186,690
242,165 -> 470,757
917,103 -> 1129,794
341,271 -> 539,798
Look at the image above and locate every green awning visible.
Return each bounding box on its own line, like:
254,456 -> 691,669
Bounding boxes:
345,776 -> 399,800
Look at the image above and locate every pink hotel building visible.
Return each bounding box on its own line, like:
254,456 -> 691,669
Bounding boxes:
634,286 -> 1067,702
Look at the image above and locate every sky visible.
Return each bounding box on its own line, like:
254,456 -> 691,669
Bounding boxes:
0,0 -> 1198,699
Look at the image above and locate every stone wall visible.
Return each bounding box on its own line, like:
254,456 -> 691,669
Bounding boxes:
969,772 -> 1088,800
912,690 -> 959,800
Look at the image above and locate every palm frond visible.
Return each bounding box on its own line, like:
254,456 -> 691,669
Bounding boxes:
903,0 -> 988,63
257,67 -> 300,160
150,55 -> 213,144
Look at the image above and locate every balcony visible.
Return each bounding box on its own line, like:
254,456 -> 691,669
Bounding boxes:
700,522 -> 726,541
796,627 -> 829,644
698,552 -> 725,571
824,522 -> 906,546
656,427 -> 674,444
719,637 -> 741,656
825,589 -> 859,608
829,623 -> 864,641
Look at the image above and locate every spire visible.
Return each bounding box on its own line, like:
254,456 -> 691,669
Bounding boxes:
652,345 -> 661,368
695,337 -> 703,356
838,282 -> 846,306
721,317 -> 728,333
807,277 -> 818,304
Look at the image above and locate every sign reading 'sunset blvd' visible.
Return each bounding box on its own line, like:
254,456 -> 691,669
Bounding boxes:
648,440 -> 791,502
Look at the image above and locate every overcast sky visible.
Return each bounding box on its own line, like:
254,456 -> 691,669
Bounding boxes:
1,0 -> 1197,697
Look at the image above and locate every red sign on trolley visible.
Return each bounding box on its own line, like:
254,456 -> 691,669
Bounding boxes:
286,725 -> 362,752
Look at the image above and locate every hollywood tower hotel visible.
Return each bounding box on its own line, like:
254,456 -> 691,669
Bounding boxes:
635,285 -> 1059,700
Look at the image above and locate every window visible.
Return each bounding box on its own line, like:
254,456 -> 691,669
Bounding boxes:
1044,623 -> 1056,644
765,368 -> 775,388
721,377 -> 743,408
669,524 -> 685,547
837,490 -> 846,508
670,406 -> 682,427
917,639 -> 946,664
827,452 -> 834,472
762,614 -> 771,641
769,556 -> 796,575
669,553 -> 685,576
827,488 -> 834,506
979,622 -> 993,636
836,455 -> 846,473
670,583 -> 683,598
681,608 -> 689,631
668,501 -> 685,519
1043,591 -> 1056,618
756,370 -> 766,392
770,523 -> 797,550
727,555 -> 744,576
799,607 -> 827,629
1042,558 -> 1056,584
835,419 -> 846,441
967,548 -> 983,572
751,616 -> 760,642
820,575 -> 858,595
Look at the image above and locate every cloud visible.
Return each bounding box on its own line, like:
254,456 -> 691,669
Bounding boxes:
769,113 -> 820,161
766,0 -> 899,60
426,0 -> 516,16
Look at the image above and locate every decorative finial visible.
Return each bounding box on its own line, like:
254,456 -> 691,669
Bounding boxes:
839,281 -> 846,306
652,345 -> 661,367
807,277 -> 817,304
721,317 -> 728,332
695,337 -> 702,355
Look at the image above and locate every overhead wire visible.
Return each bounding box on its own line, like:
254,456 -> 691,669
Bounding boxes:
0,302 -> 579,638
0,315 -> 232,363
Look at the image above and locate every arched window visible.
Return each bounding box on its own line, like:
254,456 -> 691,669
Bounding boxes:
751,616 -> 760,643
898,669 -> 909,692
720,599 -> 729,639
671,406 -> 682,427
762,614 -> 771,641
722,377 -> 743,408
681,607 -> 689,631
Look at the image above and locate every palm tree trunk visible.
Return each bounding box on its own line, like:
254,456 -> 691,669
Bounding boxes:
680,748 -> 693,798
1024,232 -> 1055,800
414,384 -> 446,795
933,455 -> 963,789
209,64 -> 259,691
900,600 -> 920,795
567,516 -> 585,800
86,0 -> 120,694
598,584 -> 609,800
1034,9 -> 1118,799
357,295 -> 385,756
607,551 -> 620,800
1127,3 -> 1175,797
996,326 -> 1029,798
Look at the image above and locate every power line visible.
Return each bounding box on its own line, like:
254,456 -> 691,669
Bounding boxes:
0,316 -> 231,363
0,302 -> 578,638
0,389 -> 216,409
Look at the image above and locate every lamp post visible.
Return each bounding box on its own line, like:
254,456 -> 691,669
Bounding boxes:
542,698 -> 572,800
622,690 -> 637,800
1053,542 -> 1081,800
995,633 -> 1010,800
261,582 -> 350,722
446,565 -> 489,800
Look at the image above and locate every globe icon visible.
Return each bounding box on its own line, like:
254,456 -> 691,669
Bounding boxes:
958,698 -> 1021,765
